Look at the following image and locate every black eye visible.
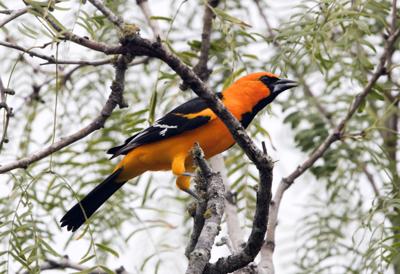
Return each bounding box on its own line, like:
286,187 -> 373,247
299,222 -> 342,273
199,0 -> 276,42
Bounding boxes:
260,75 -> 279,89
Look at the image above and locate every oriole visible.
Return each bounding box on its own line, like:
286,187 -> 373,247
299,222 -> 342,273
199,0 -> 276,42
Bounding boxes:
60,72 -> 297,231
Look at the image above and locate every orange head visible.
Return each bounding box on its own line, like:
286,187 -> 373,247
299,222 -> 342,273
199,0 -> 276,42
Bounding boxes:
223,72 -> 298,127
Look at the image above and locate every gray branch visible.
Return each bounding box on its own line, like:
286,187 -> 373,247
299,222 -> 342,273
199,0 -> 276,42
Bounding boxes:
0,41 -> 115,65
88,0 -> 124,29
185,144 -> 225,274
193,0 -> 219,82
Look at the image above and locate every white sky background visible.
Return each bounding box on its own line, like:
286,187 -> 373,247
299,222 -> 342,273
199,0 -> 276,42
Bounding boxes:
0,0 -> 380,273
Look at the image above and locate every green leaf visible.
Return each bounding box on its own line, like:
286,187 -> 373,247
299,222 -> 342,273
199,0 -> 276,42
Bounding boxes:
369,88 -> 385,101
150,16 -> 172,22
18,23 -> 39,39
95,243 -> 119,258
78,254 -> 95,265
99,265 -> 115,274
213,8 -> 251,28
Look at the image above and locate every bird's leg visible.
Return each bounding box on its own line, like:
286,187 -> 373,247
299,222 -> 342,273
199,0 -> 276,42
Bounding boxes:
172,155 -> 199,200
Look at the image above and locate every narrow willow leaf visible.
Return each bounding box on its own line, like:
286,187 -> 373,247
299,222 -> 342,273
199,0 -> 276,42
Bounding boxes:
95,243 -> 119,258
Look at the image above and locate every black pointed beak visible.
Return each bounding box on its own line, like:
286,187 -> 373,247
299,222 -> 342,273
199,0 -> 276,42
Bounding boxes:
272,78 -> 298,95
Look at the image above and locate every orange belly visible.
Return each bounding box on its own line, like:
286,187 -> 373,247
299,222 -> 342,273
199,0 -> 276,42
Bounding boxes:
115,119 -> 235,181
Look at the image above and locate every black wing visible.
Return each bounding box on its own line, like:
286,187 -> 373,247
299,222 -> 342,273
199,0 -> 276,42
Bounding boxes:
107,94 -> 222,158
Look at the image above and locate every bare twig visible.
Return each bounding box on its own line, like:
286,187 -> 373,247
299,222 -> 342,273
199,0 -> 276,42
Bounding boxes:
0,41 -> 116,65
87,0 -> 124,29
0,77 -> 13,151
180,0 -> 218,91
136,0 -> 162,39
0,54 -> 131,173
61,57 -> 149,86
0,41 -> 59,62
253,0 -> 274,38
40,57 -> 115,66
192,0 -> 219,82
0,10 -> 15,14
185,144 -> 225,274
19,256 -> 130,274
0,7 -> 28,28
260,27 -> 400,274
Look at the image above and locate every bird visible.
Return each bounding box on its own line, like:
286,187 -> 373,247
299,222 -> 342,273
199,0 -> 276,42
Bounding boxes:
60,72 -> 297,232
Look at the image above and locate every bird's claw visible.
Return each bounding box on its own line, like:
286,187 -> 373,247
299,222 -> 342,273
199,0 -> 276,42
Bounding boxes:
183,188 -> 199,200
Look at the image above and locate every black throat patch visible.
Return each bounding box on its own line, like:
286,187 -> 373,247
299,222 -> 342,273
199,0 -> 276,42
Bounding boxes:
239,93 -> 278,128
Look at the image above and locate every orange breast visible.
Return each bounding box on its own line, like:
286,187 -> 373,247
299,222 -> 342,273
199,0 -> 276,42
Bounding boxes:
115,118 -> 235,181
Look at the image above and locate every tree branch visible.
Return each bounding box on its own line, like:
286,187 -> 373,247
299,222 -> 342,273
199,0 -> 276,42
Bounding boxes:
0,77 -> 14,151
0,41 -> 116,65
0,7 -> 28,28
19,256 -> 130,274
30,8 -> 122,54
0,54 -> 131,173
87,0 -> 124,29
192,0 -> 219,82
185,144 -> 225,274
260,26 -> 400,274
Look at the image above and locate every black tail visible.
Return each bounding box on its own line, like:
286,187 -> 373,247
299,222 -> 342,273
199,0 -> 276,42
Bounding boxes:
60,168 -> 126,232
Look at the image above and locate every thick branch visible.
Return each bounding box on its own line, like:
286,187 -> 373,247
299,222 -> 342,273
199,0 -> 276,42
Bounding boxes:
0,55 -> 131,173
186,144 -> 225,274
